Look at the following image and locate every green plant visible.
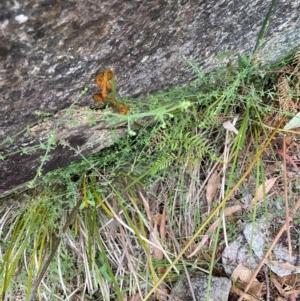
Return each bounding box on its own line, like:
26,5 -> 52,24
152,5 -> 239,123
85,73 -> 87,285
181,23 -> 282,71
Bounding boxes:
1,14 -> 300,300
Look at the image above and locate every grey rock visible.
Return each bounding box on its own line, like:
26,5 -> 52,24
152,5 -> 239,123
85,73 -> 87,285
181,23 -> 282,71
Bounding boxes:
1,0 -> 300,195
223,216 -> 300,278
170,274 -> 231,301
222,233 -> 259,276
243,217 -> 300,277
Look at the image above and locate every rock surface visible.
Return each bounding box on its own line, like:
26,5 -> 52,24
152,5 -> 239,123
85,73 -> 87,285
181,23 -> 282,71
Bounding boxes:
223,216 -> 300,278
170,273 -> 231,301
1,0 -> 300,195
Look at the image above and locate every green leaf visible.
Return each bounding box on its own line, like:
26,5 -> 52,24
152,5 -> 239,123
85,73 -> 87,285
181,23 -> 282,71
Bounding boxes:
99,265 -> 112,282
81,87 -> 88,95
21,147 -> 29,155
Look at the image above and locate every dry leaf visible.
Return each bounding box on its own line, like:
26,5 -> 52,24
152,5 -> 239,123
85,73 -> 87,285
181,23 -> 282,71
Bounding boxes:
272,277 -> 287,298
223,120 -> 239,134
150,222 -> 164,260
122,292 -> 128,301
270,261 -> 300,271
129,291 -> 142,301
224,204 -> 243,215
231,263 -> 253,282
188,204 -> 243,258
231,285 -> 262,301
206,171 -> 220,207
276,297 -> 287,301
187,234 -> 209,257
139,192 -> 152,224
250,177 -> 277,206
149,215 -> 164,260
190,176 -> 280,260
286,289 -> 300,297
159,287 -> 170,301
276,149 -> 300,171
231,264 -> 264,298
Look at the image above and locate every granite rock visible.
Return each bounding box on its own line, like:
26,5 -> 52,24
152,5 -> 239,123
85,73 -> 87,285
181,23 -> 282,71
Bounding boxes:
1,0 -> 300,195
170,274 -> 231,301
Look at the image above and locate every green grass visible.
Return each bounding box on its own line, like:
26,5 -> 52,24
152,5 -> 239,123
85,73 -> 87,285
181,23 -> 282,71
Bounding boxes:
1,25 -> 300,301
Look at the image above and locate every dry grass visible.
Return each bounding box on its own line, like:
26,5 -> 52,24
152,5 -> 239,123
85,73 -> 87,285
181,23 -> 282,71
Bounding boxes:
1,47 -> 300,301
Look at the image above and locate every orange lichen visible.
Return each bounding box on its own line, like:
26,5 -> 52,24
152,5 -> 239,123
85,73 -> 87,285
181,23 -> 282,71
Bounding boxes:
115,103 -> 130,115
95,69 -> 113,99
93,93 -> 105,104
93,69 -> 129,115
